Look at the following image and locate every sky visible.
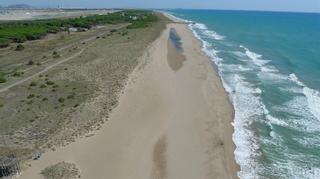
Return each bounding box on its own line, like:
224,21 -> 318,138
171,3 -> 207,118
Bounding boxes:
1,0 -> 320,13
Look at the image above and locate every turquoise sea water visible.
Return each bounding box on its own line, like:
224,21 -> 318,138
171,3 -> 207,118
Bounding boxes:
168,10 -> 320,179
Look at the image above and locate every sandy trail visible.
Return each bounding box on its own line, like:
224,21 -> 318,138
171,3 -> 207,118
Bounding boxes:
20,23 -> 238,179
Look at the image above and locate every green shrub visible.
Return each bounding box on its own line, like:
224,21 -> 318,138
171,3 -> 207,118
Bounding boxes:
0,78 -> 6,83
29,81 -> 37,86
53,51 -> 60,58
0,38 -> 10,48
15,44 -> 25,51
0,72 -> 6,83
46,81 -> 54,85
67,94 -> 75,99
58,97 -> 65,103
27,94 -> 35,99
121,31 -> 128,36
12,71 -> 23,77
27,60 -> 34,65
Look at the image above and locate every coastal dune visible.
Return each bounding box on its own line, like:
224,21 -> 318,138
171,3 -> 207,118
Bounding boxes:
21,22 -> 238,179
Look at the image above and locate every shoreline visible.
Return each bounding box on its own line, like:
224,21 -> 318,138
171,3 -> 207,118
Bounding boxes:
165,12 -> 240,177
20,16 -> 239,178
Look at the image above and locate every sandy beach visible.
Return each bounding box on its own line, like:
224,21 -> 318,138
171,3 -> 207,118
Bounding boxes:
20,20 -> 239,179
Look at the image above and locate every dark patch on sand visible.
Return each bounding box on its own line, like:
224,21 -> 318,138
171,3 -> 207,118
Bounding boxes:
167,28 -> 186,71
152,136 -> 167,179
169,28 -> 183,51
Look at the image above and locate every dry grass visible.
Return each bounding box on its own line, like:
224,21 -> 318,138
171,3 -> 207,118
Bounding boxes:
41,162 -> 80,179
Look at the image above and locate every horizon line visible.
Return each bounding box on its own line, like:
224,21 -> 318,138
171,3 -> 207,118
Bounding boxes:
1,5 -> 319,14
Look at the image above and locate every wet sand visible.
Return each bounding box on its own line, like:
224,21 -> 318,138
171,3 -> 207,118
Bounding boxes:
20,22 -> 239,179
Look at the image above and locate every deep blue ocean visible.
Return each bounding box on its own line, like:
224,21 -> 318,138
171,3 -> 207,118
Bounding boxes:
167,9 -> 320,179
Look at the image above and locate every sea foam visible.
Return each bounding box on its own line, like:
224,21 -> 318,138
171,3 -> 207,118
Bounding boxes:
240,45 -> 270,67
190,23 -> 225,40
189,19 -> 262,179
288,73 -> 320,121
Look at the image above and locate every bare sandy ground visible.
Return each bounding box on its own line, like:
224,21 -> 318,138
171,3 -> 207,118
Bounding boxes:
20,23 -> 239,179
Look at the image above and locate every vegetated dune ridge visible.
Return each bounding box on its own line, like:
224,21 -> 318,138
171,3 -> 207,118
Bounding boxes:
0,11 -> 167,166
21,21 -> 239,179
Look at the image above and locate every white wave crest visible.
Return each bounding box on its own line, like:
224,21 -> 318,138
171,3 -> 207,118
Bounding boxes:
188,23 -> 223,65
203,29 -> 225,40
190,23 -> 225,40
240,46 -> 270,67
303,87 -> 320,121
193,22 -> 207,30
231,74 -> 263,179
288,73 -> 320,121
288,73 -> 304,86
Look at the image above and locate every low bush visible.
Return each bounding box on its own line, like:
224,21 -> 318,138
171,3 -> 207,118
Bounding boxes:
58,97 -> 65,103
29,81 -> 37,86
53,51 -> 60,58
67,93 -> 75,99
0,72 -> 6,83
0,38 -> 10,48
52,84 -> 59,88
46,81 -> 55,85
12,71 -> 23,77
15,44 -> 25,51
27,94 -> 35,99
27,60 -> 34,65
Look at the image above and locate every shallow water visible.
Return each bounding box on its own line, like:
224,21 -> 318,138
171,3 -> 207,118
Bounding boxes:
168,9 -> 320,179
169,28 -> 183,51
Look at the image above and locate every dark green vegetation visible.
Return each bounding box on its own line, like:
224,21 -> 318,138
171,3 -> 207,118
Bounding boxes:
0,10 -> 158,48
0,38 -> 9,48
0,71 -> 6,83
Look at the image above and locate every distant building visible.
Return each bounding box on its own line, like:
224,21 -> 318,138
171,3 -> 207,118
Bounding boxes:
68,27 -> 78,32
129,16 -> 138,20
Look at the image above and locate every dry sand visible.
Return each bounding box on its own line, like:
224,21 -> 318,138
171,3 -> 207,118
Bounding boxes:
20,22 -> 239,179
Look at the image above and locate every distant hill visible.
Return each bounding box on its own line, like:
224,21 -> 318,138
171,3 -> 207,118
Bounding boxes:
6,4 -> 32,9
